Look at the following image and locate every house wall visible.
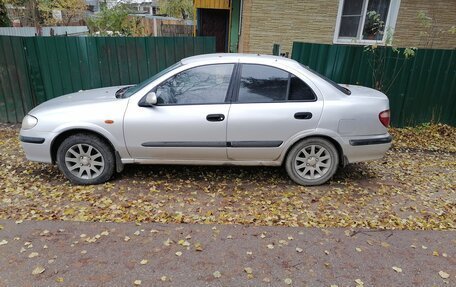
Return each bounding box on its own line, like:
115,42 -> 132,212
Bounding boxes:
239,0 -> 338,54
239,0 -> 455,54
394,0 -> 456,49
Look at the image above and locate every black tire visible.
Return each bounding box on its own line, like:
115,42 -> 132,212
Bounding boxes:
56,133 -> 115,185
285,137 -> 339,186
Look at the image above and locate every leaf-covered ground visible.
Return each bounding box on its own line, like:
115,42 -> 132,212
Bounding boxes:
0,124 -> 455,230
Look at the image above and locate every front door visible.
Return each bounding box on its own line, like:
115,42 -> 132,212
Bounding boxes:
124,63 -> 235,161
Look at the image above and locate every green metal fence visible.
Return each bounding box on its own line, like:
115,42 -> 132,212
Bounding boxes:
292,42 -> 456,127
0,36 -> 216,123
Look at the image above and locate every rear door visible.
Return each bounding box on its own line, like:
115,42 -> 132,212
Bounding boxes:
226,63 -> 324,161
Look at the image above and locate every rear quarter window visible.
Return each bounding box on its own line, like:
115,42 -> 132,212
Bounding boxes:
288,74 -> 316,101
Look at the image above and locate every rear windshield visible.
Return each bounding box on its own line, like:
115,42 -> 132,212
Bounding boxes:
300,64 -> 351,95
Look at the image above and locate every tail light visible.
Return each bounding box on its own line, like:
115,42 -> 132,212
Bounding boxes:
379,110 -> 390,127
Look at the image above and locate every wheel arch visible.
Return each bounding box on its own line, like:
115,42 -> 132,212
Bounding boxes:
282,135 -> 346,166
50,129 -> 116,164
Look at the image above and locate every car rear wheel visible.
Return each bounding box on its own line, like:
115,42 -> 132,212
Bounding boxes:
56,134 -> 115,185
285,137 -> 339,186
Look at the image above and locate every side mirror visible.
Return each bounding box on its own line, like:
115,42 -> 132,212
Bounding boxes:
145,92 -> 157,106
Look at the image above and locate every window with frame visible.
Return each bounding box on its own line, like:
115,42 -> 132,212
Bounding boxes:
155,64 -> 234,105
237,64 -> 316,103
335,0 -> 399,44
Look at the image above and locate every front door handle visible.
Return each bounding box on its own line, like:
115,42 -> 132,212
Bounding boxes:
294,112 -> 312,120
206,114 -> 225,122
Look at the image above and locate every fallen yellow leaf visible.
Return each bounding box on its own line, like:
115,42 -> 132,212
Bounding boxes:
213,271 -> 221,278
244,267 -> 253,274
392,266 -> 402,273
381,242 -> 390,248
194,243 -> 203,251
28,252 -> 39,258
439,271 -> 450,279
32,266 -> 45,275
355,278 -> 364,286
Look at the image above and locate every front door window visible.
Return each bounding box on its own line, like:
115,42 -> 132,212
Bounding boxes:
155,64 -> 234,105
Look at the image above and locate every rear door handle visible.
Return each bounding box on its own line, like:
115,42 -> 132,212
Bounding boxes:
206,114 -> 225,122
294,112 -> 312,120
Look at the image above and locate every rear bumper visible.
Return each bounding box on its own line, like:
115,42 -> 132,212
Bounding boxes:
342,134 -> 392,163
349,135 -> 392,146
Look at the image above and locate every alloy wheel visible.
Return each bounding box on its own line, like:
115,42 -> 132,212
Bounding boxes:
64,143 -> 105,180
294,144 -> 331,180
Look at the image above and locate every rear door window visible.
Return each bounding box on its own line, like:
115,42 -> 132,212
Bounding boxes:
236,64 -> 316,103
238,64 -> 289,102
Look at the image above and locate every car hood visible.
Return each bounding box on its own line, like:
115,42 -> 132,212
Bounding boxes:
29,86 -> 128,115
341,84 -> 388,99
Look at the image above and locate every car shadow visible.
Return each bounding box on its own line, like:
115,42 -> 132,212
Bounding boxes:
114,162 -> 379,187
118,164 -> 290,184
26,160 -> 380,188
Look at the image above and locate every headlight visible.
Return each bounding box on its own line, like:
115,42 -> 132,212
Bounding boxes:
21,115 -> 38,130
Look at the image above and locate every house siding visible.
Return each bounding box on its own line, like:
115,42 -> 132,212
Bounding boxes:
239,0 -> 455,54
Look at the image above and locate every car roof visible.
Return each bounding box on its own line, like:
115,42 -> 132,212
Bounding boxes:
180,53 -> 300,67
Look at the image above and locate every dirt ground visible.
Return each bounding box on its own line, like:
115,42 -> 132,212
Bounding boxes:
0,124 -> 455,230
0,220 -> 455,286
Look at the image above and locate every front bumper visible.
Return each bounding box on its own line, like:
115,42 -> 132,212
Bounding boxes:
20,136 -> 45,144
19,130 -> 55,163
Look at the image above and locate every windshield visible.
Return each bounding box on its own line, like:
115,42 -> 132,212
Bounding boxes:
300,64 -> 351,95
121,62 -> 182,98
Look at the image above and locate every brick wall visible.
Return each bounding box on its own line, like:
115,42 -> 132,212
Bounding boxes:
394,0 -> 456,49
239,0 -> 455,54
240,0 -> 338,54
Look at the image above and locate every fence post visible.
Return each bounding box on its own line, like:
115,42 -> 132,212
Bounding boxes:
272,43 -> 280,56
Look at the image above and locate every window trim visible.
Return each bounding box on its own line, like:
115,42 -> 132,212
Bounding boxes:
142,63 -> 237,106
333,0 -> 401,46
232,63 -> 317,104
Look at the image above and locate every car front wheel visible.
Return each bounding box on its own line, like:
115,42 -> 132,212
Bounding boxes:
285,137 -> 339,186
56,134 -> 115,185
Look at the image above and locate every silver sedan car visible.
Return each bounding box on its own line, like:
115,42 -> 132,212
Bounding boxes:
20,53 -> 392,186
